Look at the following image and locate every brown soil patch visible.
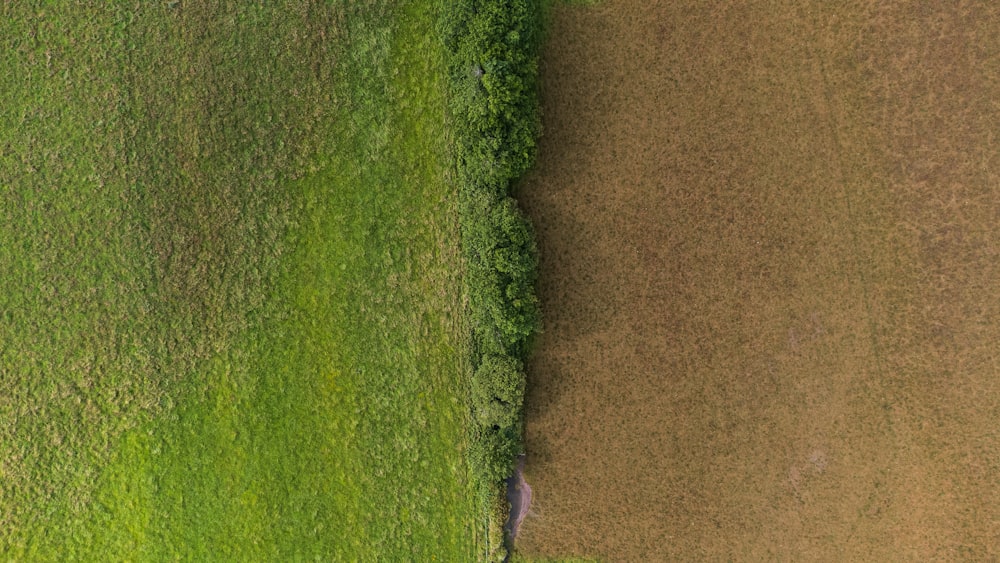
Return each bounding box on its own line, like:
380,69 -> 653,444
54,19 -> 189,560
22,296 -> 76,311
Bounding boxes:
505,456 -> 533,541
517,1 -> 1000,561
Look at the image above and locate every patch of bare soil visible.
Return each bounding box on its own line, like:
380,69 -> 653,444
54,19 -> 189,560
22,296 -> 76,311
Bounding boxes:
516,1 -> 1000,561
505,456 -> 533,542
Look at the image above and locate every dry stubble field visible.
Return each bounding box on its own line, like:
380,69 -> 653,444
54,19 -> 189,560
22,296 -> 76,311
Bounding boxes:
517,1 -> 1000,560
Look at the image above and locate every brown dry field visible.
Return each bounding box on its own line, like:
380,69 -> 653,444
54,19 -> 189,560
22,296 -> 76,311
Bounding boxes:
517,1 -> 1000,560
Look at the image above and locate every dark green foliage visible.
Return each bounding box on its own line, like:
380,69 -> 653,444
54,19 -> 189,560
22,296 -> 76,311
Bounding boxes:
441,0 -> 543,557
473,354 -> 526,429
445,0 -> 542,188
469,425 -> 521,486
466,194 -> 540,358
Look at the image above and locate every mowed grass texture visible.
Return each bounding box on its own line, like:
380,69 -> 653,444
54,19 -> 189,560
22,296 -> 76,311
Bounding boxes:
0,2 -> 476,560
518,1 -> 1000,561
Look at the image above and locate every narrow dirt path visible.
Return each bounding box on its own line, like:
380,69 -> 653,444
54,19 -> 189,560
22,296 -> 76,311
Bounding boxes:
504,456 -> 532,542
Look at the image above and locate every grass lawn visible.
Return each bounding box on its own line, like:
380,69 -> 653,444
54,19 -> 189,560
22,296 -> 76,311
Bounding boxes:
0,1 -> 477,560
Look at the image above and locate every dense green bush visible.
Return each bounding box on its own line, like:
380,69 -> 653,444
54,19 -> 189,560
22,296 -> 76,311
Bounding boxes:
442,0 -> 542,557
472,354 -> 526,429
445,0 -> 542,188
465,194 -> 540,358
469,424 -> 521,485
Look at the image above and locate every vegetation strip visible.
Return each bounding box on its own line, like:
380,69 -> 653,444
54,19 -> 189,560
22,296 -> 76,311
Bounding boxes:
440,0 -> 544,560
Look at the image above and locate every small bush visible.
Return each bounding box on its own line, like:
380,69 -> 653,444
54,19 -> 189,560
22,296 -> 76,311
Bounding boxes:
469,424 -> 521,485
472,354 -> 525,429
465,195 -> 540,357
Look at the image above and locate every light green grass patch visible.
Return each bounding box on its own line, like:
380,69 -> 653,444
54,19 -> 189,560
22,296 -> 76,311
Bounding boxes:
1,2 -> 476,560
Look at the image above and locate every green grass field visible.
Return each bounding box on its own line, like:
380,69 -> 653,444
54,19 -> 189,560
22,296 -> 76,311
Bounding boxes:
1,2 -> 479,560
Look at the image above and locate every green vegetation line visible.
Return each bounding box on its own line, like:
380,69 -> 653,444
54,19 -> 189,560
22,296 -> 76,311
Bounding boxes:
441,0 -> 544,560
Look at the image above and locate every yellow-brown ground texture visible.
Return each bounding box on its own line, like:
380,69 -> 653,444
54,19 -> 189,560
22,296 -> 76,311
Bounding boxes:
517,1 -> 1000,560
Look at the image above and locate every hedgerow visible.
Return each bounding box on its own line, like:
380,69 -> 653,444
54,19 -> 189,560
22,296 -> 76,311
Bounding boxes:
472,354 -> 526,429
443,0 -> 541,189
441,0 -> 543,559
465,194 -> 540,359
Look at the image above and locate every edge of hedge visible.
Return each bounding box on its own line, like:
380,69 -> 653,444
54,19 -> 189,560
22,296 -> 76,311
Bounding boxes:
440,1 -> 543,560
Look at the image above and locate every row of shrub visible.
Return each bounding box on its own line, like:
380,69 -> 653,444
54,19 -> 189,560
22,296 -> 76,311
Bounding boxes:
440,0 -> 543,555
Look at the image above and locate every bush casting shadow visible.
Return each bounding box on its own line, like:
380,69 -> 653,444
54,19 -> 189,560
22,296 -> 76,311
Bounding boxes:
441,0 -> 544,560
